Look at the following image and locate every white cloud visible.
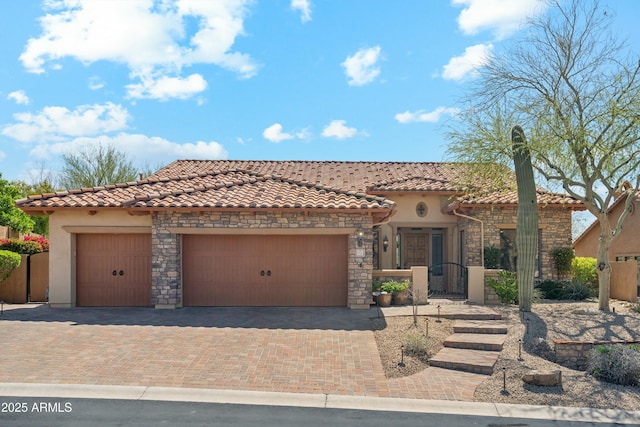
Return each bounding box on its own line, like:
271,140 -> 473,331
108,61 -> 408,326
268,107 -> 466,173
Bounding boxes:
452,0 -> 545,40
342,46 -> 382,86
263,123 -> 294,143
291,0 -> 311,22
7,90 -> 30,105
30,133 -> 227,163
88,76 -> 104,90
20,0 -> 257,100
321,120 -> 357,139
0,151 -> 6,162
125,73 -> 207,100
395,107 -> 461,124
2,102 -> 130,143
442,43 -> 492,81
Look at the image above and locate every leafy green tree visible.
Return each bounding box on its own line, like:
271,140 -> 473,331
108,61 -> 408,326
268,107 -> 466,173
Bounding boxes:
14,176 -> 57,236
0,174 -> 34,234
59,143 -> 138,189
446,0 -> 640,311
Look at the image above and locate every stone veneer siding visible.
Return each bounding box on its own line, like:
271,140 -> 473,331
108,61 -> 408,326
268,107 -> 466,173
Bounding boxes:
151,211 -> 374,307
457,206 -> 573,280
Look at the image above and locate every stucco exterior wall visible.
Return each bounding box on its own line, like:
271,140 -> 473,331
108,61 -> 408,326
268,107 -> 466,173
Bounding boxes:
48,210 -> 151,307
376,194 -> 457,269
152,211 -> 374,308
457,206 -> 573,280
574,199 -> 640,260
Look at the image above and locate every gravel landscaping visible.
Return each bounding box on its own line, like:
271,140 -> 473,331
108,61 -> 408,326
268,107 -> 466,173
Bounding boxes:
372,299 -> 640,410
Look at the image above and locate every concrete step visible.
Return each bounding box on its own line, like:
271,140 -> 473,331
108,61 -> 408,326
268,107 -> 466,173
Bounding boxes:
443,333 -> 506,351
429,347 -> 500,375
436,313 -> 503,321
453,320 -> 508,334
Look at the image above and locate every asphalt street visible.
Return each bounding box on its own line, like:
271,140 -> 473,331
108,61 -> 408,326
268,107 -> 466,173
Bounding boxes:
0,397 -> 629,427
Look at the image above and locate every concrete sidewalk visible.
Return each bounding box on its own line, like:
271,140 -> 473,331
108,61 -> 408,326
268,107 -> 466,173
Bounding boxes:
1,383 -> 639,425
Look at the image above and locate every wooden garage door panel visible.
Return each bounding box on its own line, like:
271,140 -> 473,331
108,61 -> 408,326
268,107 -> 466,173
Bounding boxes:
183,234 -> 347,307
77,234 -> 151,307
183,235 -> 266,306
267,235 -> 347,306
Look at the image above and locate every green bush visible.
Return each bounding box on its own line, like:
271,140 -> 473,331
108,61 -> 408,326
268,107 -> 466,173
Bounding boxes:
537,279 -> 594,300
0,249 -> 21,282
561,280 -> 596,300
487,270 -> 518,304
587,344 -> 640,385
0,238 -> 44,255
484,246 -> 501,269
380,280 -> 410,294
538,279 -> 568,299
572,257 -> 597,286
372,280 -> 382,293
551,247 -> 575,277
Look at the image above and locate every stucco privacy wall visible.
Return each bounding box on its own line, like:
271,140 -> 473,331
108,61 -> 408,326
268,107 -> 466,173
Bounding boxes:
457,206 -> 572,279
48,210 -> 152,307
152,211 -> 374,308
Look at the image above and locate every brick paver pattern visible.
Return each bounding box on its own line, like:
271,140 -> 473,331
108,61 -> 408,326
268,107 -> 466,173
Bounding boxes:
1,305 -> 487,401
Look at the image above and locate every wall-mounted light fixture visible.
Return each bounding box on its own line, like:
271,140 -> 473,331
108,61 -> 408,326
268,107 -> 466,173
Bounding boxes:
357,230 -> 364,247
383,235 -> 389,252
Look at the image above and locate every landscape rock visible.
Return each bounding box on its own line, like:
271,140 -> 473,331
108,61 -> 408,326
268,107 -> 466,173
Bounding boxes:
522,370 -> 562,387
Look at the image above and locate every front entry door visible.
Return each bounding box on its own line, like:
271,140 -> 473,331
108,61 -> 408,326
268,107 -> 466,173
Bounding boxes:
403,233 -> 429,268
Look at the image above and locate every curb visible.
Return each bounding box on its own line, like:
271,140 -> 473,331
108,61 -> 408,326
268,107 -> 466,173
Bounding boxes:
1,383 -> 640,424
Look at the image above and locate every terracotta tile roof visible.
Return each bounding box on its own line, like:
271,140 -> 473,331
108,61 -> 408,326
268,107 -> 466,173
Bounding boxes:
16,160 -> 583,212
148,160 -> 469,194
16,169 -> 394,211
442,188 -> 585,212
367,176 -> 457,193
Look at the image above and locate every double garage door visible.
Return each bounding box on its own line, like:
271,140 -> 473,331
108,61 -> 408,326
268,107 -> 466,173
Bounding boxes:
76,233 -> 348,307
183,235 -> 348,306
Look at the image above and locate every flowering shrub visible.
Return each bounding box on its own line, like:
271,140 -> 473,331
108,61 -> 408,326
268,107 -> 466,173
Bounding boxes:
0,237 -> 48,254
24,236 -> 49,252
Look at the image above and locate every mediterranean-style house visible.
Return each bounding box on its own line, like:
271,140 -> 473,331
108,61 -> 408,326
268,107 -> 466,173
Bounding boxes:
16,160 -> 583,309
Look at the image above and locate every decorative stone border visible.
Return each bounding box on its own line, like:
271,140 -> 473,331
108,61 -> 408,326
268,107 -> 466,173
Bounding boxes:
554,339 -> 640,370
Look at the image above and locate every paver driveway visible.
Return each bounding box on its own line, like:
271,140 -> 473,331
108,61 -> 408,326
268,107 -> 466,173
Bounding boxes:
0,305 -> 486,400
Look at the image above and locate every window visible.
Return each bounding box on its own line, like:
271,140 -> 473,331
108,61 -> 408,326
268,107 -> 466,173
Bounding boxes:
499,229 -> 541,277
416,202 -> 428,217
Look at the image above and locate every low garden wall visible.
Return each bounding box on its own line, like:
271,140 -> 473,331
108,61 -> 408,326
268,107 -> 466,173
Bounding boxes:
554,339 -> 640,370
484,269 -> 501,305
372,267 -> 428,304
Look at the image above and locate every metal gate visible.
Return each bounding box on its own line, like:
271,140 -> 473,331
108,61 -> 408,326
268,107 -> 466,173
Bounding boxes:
428,262 -> 468,299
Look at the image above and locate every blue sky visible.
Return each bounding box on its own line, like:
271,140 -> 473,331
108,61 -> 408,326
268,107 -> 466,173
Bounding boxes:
1,0 -> 638,184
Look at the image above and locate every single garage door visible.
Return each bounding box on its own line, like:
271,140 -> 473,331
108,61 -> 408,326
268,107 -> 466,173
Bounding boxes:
76,234 -> 152,306
183,235 -> 348,307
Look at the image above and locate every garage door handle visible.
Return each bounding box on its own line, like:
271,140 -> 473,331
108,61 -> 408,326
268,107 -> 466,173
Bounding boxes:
267,270 -> 271,276
119,270 -> 124,276
260,270 -> 265,276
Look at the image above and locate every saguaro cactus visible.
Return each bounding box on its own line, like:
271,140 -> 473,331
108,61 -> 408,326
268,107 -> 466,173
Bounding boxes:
512,125 -> 538,312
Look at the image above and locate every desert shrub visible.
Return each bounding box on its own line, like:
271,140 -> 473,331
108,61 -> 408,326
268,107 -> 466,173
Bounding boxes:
631,302 -> 640,313
587,344 -> 640,386
403,333 -> 439,360
380,280 -> 410,294
561,280 -> 596,300
538,279 -> 568,299
0,249 -> 21,282
487,270 -> 518,304
551,247 -> 575,277
572,257 -> 597,286
0,238 -> 43,255
484,246 -> 501,269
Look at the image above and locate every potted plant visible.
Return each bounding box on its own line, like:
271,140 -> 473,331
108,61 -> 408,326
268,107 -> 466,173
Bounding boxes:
381,280 -> 411,305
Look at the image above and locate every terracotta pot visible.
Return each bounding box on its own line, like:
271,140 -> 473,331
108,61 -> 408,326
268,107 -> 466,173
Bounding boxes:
393,289 -> 410,305
377,292 -> 392,307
